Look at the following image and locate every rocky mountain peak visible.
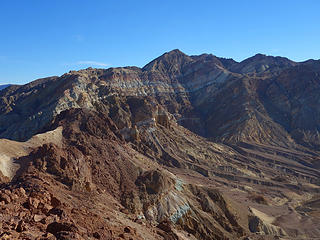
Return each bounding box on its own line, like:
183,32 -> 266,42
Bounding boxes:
190,53 -> 224,66
230,53 -> 297,74
245,53 -> 295,64
217,57 -> 238,70
142,49 -> 193,77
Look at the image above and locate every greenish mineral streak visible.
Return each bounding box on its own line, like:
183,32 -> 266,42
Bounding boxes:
170,203 -> 190,223
175,179 -> 184,191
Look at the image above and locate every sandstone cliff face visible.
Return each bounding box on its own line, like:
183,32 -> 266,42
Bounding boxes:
0,50 -> 320,239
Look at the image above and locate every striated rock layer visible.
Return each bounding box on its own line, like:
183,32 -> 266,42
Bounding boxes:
0,50 -> 320,239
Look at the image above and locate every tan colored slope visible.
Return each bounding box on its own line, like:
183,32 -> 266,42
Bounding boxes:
250,207 -> 275,224
0,126 -> 62,179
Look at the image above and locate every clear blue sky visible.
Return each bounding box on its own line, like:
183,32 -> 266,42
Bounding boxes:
1,0 -> 319,84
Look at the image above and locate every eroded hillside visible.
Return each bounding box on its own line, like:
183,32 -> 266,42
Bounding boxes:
0,50 -> 319,239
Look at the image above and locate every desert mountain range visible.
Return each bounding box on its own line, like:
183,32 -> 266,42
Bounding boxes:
0,49 -> 319,239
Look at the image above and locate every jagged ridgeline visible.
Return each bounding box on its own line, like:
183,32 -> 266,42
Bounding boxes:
0,50 -> 319,239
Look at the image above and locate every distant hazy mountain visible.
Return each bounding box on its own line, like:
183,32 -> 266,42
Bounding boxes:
0,84 -> 10,90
